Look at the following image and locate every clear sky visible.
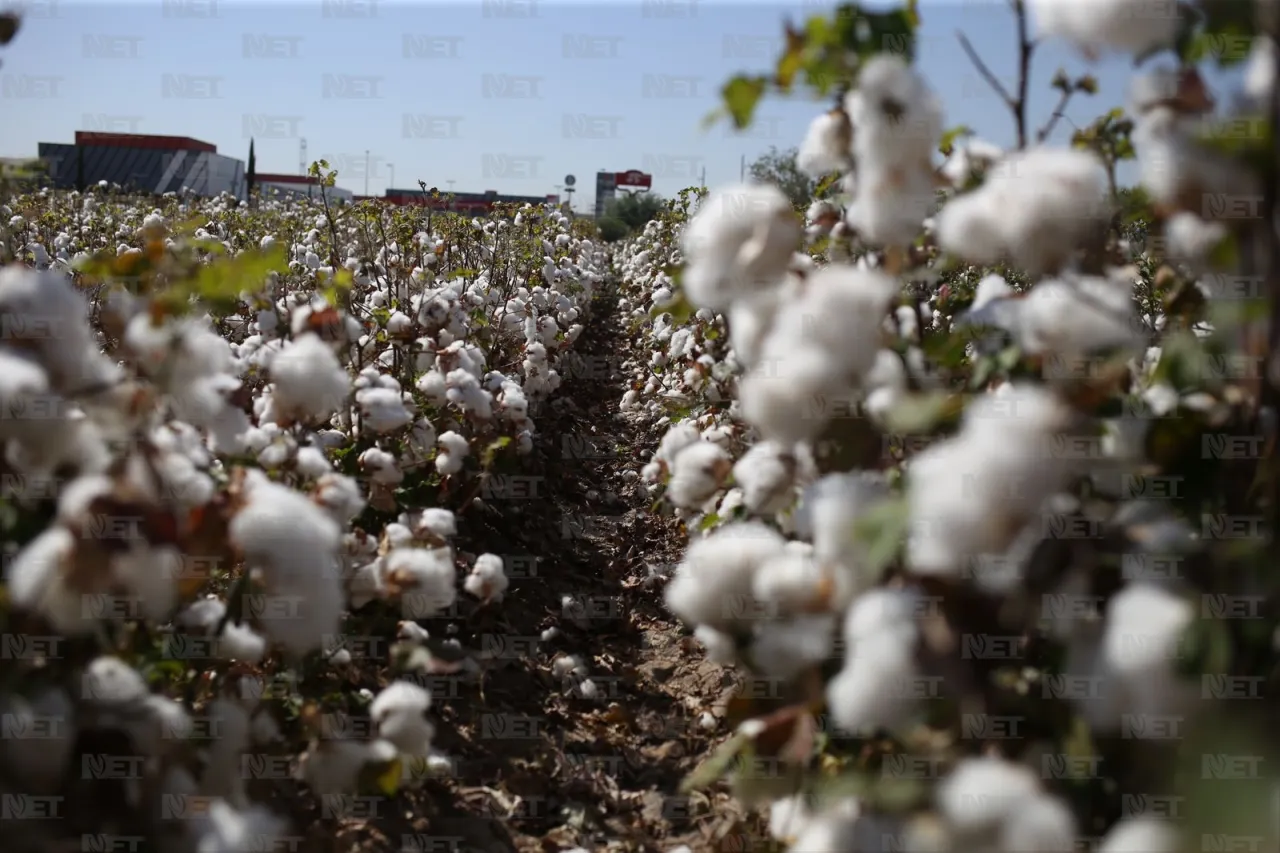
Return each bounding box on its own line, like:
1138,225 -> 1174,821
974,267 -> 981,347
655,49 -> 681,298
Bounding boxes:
0,0 -> 1248,207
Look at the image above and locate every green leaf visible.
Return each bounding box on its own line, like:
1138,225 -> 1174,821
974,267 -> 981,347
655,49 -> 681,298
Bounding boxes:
722,75 -> 768,130
853,495 -> 912,582
881,391 -> 962,434
938,124 -> 973,157
680,730 -> 751,794
482,436 -> 513,468
1177,614 -> 1234,678
652,292 -> 695,326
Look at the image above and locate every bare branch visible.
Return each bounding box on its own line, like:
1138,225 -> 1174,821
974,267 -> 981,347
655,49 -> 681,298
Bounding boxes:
956,30 -> 1015,106
1036,88 -> 1075,144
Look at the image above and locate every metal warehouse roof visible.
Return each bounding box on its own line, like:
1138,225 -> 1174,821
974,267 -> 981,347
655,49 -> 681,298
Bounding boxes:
74,131 -> 218,153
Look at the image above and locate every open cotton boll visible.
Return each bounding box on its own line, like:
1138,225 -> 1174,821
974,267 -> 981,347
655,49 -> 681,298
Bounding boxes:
464,553 -> 508,602
999,791 -> 1077,853
937,148 -> 1109,276
356,386 -> 414,433
0,688 -> 74,792
971,274 -> 1014,311
435,440 -> 469,476
785,799 -> 862,853
750,613 -> 837,678
299,738 -> 398,795
385,547 -> 457,617
6,526 -> 90,634
371,681 -> 435,756
412,507 -> 457,542
769,794 -> 821,842
826,622 -> 920,732
732,441 -> 797,515
739,345 -> 851,446
667,440 -> 733,509
1016,274 -> 1142,362
268,333 -> 349,422
0,266 -> 121,393
1028,0 -> 1181,58
665,521 -> 788,632
1088,582 -> 1197,732
81,655 -> 150,706
759,265 -> 898,386
1165,212 -> 1229,269
907,384 -> 1077,576
679,182 -> 801,312
1099,818 -> 1180,853
936,755 -> 1040,835
655,422 -> 703,466
793,472 -> 891,607
797,108 -> 854,178
195,800 -> 290,853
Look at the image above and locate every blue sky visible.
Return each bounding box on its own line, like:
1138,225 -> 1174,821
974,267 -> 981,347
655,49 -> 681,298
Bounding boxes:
0,0 -> 1247,207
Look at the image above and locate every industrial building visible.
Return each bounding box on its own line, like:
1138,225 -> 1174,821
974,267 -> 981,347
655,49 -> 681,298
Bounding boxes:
38,132 -> 246,198
255,172 -> 354,204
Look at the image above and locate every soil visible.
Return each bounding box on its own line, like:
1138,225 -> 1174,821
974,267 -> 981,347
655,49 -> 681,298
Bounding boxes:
276,277 -> 767,853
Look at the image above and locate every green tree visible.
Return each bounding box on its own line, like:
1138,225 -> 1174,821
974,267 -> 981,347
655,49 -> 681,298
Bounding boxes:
746,146 -> 819,210
597,215 -> 629,243
606,191 -> 665,233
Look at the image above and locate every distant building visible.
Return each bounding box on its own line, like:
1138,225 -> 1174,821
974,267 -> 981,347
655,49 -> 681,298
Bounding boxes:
37,131 -> 245,198
255,173 -> 353,204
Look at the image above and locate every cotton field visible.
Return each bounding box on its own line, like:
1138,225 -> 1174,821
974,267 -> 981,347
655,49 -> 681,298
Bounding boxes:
3,0 -> 1280,851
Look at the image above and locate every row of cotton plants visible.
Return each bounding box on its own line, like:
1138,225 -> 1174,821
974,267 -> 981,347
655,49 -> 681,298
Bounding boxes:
630,1 -> 1280,851
0,180 -> 608,850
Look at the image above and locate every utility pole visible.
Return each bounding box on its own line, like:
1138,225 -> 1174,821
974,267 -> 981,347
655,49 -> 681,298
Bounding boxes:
364,150 -> 371,196
740,154 -> 746,181
700,164 -> 706,189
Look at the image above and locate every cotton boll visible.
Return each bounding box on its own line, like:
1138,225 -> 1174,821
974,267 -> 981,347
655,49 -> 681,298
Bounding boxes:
793,472 -> 891,606
798,108 -> 854,178
667,440 -> 732,509
1099,818 -> 1180,853
665,522 -> 788,632
680,182 -> 801,312
739,346 -> 850,445
1016,273 -> 1142,362
370,681 -> 434,756
999,791 -> 1077,853
786,800 -> 862,853
1088,582 -> 1197,732
826,588 -> 922,732
1165,213 -> 1229,270
936,755 -> 1040,834
267,333 -> 349,423
1029,0 -> 1181,58
732,441 -> 797,515
750,614 -> 837,678
655,422 -> 703,465
971,274 -> 1014,311
81,656 -> 150,706
906,384 -> 1077,576
464,553 -> 508,603
937,148 -> 1110,276
298,738 -> 398,795
0,688 -> 74,792
770,795 -> 818,842
386,547 -> 456,617
6,526 -> 88,634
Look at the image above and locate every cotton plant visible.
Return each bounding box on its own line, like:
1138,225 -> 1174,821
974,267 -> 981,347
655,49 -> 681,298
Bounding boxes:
0,189 -> 612,851
615,1 -> 1279,848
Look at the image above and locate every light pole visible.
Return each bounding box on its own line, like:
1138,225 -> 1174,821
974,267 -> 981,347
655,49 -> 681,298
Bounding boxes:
364,149 -> 370,196
387,163 -> 394,194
